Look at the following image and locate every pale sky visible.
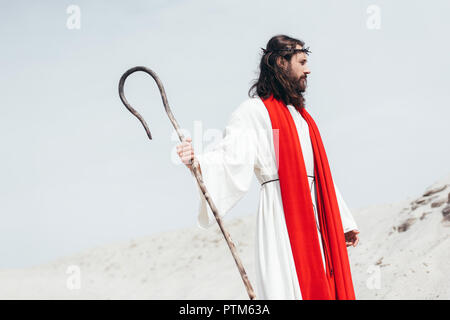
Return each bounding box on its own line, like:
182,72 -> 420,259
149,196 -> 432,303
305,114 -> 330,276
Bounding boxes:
0,0 -> 449,268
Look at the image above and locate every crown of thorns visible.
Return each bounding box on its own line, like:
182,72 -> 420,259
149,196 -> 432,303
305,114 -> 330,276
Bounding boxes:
261,46 -> 311,55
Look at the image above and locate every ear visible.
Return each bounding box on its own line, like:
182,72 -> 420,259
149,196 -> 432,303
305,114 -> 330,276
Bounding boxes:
276,56 -> 288,69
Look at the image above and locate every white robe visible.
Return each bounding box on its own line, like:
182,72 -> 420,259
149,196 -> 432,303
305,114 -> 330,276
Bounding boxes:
193,97 -> 358,300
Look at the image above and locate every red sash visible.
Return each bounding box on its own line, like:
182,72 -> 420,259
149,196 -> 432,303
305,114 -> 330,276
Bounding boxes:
261,95 -> 355,300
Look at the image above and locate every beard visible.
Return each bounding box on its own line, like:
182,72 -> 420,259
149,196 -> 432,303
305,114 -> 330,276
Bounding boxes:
287,68 -> 307,94
283,66 -> 307,109
298,76 -> 307,92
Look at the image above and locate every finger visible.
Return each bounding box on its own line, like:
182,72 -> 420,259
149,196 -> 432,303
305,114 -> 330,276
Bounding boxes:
182,157 -> 193,164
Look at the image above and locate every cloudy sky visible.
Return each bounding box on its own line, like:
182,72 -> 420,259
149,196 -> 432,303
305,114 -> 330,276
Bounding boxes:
1,0 -> 449,267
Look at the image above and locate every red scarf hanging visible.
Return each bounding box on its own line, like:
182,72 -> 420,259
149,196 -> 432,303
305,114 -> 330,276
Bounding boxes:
261,95 -> 355,300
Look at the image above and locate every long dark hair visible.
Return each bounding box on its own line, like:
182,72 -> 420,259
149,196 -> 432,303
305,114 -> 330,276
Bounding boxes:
248,34 -> 307,109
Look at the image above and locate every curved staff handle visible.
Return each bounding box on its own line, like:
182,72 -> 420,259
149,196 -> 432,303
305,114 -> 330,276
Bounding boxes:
118,66 -> 256,300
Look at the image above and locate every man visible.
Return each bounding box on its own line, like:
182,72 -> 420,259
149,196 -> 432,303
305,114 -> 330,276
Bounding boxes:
177,35 -> 360,300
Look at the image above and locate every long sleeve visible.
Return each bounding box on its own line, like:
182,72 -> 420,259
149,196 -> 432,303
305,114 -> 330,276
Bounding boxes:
334,182 -> 359,233
193,102 -> 258,230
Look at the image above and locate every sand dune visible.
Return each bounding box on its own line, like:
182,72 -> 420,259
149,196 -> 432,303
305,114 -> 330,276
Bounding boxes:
0,174 -> 449,299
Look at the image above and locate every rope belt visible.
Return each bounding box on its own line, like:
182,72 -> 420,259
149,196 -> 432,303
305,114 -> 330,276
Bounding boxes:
261,175 -> 315,186
260,178 -> 279,186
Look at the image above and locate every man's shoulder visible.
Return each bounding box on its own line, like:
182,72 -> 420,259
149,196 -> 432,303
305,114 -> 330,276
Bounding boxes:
234,97 -> 265,116
228,97 -> 272,131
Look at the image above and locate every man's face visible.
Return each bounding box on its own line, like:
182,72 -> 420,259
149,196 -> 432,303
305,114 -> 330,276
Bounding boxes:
286,44 -> 311,91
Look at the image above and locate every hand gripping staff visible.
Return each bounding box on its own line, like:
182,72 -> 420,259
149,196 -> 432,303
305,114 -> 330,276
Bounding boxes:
118,66 -> 256,300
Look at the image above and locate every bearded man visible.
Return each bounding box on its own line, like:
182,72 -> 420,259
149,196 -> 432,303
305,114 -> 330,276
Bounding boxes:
177,34 -> 360,300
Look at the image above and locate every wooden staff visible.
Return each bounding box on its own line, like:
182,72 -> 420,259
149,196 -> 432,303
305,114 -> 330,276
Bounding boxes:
118,66 -> 256,300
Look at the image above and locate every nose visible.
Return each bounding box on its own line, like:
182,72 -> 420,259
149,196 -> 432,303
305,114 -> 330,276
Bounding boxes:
304,68 -> 311,75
